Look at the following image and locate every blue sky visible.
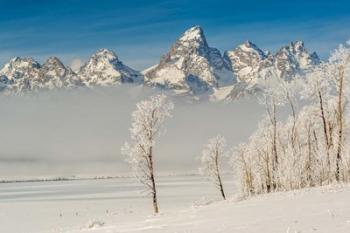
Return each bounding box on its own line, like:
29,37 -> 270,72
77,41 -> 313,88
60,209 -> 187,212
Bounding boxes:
1,0 -> 350,70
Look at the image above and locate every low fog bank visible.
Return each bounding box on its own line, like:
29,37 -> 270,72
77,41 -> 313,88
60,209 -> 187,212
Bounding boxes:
0,86 -> 267,179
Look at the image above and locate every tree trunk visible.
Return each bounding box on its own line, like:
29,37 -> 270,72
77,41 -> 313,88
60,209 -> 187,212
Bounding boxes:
335,65 -> 344,182
149,146 -> 159,213
306,124 -> 313,186
318,91 -> 331,182
215,146 -> 226,200
272,101 -> 278,167
287,92 -> 297,147
218,173 -> 226,200
271,100 -> 278,190
240,151 -> 254,195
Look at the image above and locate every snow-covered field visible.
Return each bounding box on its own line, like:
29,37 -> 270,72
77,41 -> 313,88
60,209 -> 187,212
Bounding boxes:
1,175 -> 350,233
0,175 -> 233,233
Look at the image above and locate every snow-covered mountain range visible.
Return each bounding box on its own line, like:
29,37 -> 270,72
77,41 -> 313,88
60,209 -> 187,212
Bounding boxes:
0,26 -> 320,99
224,40 -> 319,83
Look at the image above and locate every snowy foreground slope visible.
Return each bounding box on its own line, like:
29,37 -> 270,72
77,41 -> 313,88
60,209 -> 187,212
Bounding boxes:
1,176 -> 349,233
69,185 -> 350,233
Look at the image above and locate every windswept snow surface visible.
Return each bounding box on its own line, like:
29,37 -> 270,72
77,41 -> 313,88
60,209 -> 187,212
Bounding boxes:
1,176 -> 350,233
0,175 -> 234,233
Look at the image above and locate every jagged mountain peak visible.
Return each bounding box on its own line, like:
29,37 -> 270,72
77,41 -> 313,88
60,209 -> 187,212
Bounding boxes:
277,40 -> 318,58
0,56 -> 41,81
42,57 -> 67,69
237,41 -> 267,58
224,41 -> 269,83
2,57 -> 40,73
278,40 -> 305,55
310,51 -> 320,60
177,25 -> 208,47
41,57 -> 74,75
0,55 -> 83,94
38,57 -> 82,89
291,40 -> 305,51
81,48 -> 121,68
78,48 -> 143,87
239,41 -> 265,53
91,48 -> 119,62
275,40 -> 320,77
223,39 -> 320,86
163,25 -> 209,62
144,25 -> 234,94
9,56 -> 38,64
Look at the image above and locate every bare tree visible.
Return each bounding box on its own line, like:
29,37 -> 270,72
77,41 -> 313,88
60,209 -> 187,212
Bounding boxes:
200,135 -> 227,200
122,94 -> 174,213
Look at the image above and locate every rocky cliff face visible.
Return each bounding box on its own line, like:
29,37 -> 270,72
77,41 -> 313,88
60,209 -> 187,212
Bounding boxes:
38,57 -> 82,89
143,26 -> 235,95
224,40 -> 320,83
224,41 -> 273,83
274,41 -> 320,80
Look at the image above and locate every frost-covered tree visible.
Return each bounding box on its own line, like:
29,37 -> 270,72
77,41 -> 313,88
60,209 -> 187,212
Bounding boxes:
232,41 -> 350,196
301,63 -> 335,182
122,94 -> 174,213
328,43 -> 350,181
200,135 -> 227,200
258,74 -> 291,190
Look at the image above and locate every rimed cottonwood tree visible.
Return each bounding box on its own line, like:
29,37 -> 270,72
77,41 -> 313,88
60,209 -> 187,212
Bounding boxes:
232,42 -> 350,196
122,94 -> 174,213
302,64 -> 335,183
200,135 -> 227,200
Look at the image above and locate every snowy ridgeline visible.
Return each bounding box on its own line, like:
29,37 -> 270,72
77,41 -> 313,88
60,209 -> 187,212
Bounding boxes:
0,25 -> 320,99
